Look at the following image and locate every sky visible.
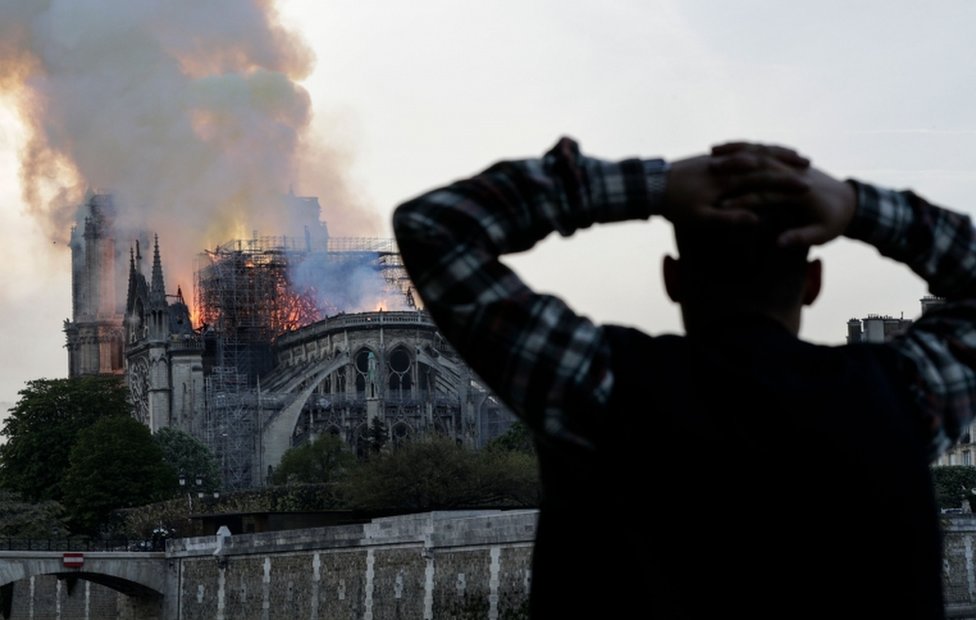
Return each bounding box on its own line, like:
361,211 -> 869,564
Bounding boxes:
1,0 -> 975,412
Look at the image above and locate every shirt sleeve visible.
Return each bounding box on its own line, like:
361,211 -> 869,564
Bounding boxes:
847,180 -> 976,460
392,137 -> 669,450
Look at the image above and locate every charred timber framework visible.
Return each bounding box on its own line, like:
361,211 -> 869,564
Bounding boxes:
194,236 -> 413,383
193,235 -> 416,490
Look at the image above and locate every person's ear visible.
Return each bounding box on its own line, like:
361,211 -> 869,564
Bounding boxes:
663,255 -> 682,303
802,259 -> 822,306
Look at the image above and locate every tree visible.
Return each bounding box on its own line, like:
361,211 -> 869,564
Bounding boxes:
0,491 -> 68,538
344,435 -> 539,511
62,416 -> 177,534
368,417 -> 389,455
932,465 -> 976,511
153,427 -> 220,494
270,434 -> 355,485
0,377 -> 131,502
475,449 -> 540,507
486,421 -> 535,455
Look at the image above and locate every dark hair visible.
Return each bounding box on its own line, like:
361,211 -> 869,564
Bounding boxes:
672,218 -> 810,313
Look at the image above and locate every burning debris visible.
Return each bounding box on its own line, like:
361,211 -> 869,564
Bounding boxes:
193,233 -> 414,383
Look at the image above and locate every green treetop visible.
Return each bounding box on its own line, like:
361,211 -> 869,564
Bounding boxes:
0,376 -> 131,503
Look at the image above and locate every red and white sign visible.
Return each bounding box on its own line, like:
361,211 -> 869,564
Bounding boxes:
62,553 -> 84,568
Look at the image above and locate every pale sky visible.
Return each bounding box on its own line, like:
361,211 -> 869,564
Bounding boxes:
2,0 -> 976,412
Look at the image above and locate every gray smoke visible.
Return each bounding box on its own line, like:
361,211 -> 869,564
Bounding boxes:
290,252 -> 413,316
0,0 -> 371,298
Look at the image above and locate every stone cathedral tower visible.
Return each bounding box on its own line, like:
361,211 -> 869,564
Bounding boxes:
63,193 -> 127,377
64,192 -> 205,433
123,236 -> 204,433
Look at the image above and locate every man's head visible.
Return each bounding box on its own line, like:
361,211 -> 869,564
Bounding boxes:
663,216 -> 821,335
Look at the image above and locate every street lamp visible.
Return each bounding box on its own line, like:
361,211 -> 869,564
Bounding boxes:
178,473 -> 219,512
179,472 -> 221,537
178,472 -> 195,513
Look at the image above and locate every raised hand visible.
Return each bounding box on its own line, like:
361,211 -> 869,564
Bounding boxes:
710,142 -> 810,171
712,142 -> 856,248
663,143 -> 810,229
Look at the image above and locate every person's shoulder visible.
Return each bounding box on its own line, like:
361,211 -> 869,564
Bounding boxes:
807,338 -> 905,362
603,324 -> 683,346
602,324 -> 690,368
799,338 -> 915,392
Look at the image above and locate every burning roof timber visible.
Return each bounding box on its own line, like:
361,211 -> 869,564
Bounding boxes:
195,235 -> 413,330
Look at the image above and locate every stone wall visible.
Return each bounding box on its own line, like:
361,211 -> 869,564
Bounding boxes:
8,576 -> 156,620
942,515 -> 976,618
11,511 -> 976,618
168,509 -> 536,620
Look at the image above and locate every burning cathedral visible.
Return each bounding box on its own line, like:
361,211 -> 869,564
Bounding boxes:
63,192 -> 514,490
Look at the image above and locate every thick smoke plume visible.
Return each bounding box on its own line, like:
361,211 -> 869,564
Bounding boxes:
291,253 -> 414,316
0,0 -> 374,303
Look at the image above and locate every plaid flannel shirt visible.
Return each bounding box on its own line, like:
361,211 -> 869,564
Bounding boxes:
847,181 -> 976,460
393,138 -> 976,460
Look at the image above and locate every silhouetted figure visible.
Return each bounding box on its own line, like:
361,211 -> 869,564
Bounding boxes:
393,138 -> 975,618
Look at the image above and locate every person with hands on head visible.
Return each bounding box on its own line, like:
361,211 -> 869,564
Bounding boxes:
393,137 -> 972,619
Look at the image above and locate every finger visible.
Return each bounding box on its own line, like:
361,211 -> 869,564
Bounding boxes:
699,206 -> 760,227
777,225 -> 825,248
709,152 -> 763,174
764,145 -> 810,169
718,193 -> 769,212
670,199 -> 761,227
711,152 -> 801,175
723,171 -> 810,196
711,142 -> 810,169
711,141 -> 757,156
717,190 -> 807,217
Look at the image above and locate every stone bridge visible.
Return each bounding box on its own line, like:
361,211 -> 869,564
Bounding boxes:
0,511 -> 538,619
0,550 -> 170,619
3,511 -> 976,619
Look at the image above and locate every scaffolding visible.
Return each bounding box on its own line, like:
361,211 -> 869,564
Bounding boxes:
204,367 -> 256,491
193,234 -> 415,489
325,237 -> 415,310
194,236 -> 414,382
195,237 -> 321,382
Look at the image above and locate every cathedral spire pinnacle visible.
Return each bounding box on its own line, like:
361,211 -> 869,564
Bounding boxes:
125,245 -> 138,310
150,234 -> 166,306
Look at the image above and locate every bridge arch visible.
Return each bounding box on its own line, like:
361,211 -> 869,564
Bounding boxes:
5,571 -> 162,600
0,552 -> 166,597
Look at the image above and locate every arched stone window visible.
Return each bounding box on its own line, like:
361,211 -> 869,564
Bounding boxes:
388,345 -> 413,394
129,299 -> 146,343
355,348 -> 379,398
